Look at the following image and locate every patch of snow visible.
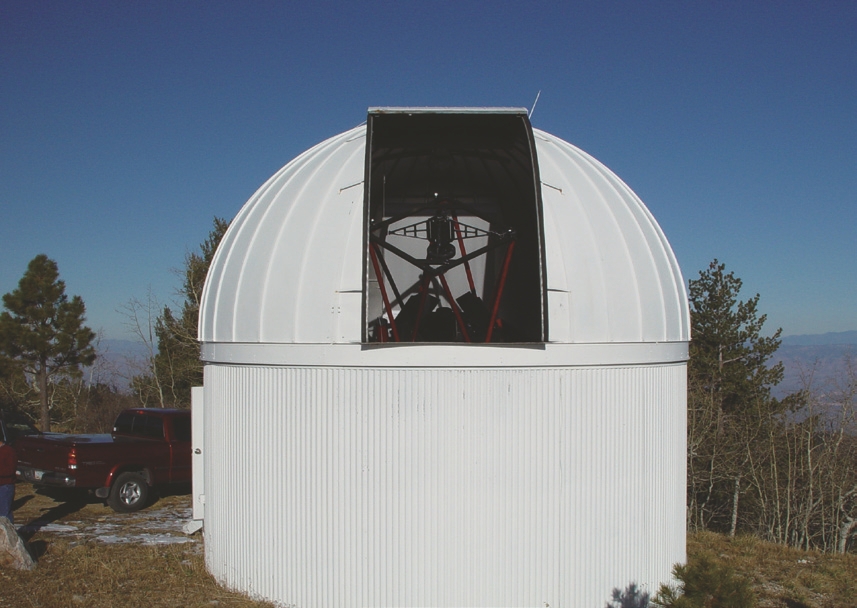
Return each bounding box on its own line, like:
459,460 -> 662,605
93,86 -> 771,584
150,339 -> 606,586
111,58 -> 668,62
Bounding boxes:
97,533 -> 192,545
20,522 -> 79,533
22,505 -> 200,546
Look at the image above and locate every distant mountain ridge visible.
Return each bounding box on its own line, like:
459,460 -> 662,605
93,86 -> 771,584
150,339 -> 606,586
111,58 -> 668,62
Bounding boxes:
90,339 -> 150,389
781,330 -> 857,346
98,339 -> 150,358
773,331 -> 855,399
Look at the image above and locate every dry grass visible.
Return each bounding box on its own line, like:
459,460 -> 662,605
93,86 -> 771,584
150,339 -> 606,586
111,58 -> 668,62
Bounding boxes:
687,530 -> 857,608
0,540 -> 277,608
0,483 -> 275,608
2,483 -> 856,607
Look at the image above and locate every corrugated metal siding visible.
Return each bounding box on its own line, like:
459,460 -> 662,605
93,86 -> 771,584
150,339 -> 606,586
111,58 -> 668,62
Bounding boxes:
204,364 -> 686,607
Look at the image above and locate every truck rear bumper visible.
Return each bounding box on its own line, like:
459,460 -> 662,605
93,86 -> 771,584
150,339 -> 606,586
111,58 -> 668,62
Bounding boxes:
18,466 -> 76,488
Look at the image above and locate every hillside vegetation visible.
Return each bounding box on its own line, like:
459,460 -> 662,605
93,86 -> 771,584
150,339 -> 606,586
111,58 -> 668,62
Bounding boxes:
683,530 -> 857,608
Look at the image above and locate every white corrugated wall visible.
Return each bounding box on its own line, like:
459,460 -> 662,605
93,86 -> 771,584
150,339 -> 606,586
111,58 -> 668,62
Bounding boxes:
203,363 -> 686,608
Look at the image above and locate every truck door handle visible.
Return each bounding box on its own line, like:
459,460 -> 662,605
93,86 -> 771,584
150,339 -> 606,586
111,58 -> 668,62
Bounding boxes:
194,448 -> 202,454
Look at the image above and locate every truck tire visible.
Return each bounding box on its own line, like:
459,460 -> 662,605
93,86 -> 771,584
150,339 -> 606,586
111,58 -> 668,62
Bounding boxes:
107,472 -> 150,513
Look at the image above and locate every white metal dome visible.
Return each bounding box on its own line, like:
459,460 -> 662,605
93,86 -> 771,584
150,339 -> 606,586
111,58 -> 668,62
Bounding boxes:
194,109 -> 690,608
199,120 -> 688,349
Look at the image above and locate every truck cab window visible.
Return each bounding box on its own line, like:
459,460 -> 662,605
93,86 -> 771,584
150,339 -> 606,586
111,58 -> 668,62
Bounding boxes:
142,416 -> 164,440
113,412 -> 134,435
172,417 -> 191,442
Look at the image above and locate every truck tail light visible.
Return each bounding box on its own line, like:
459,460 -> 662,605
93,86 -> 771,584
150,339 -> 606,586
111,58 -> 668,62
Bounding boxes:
68,448 -> 78,470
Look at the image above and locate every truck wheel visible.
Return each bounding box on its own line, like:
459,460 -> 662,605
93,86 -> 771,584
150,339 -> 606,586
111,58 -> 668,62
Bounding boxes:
107,472 -> 149,513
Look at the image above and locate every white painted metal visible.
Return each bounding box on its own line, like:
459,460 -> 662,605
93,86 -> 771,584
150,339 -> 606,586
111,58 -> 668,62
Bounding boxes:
200,340 -> 688,367
535,130 -> 688,343
190,385 -> 205,523
198,112 -> 690,608
198,126 -> 689,345
199,126 -> 366,344
203,363 -> 686,608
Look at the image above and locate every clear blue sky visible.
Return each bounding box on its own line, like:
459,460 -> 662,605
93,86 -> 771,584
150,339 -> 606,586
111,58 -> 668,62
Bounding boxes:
2,1 -> 855,340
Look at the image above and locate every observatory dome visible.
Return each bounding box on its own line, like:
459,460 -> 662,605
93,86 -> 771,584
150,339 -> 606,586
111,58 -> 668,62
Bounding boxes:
194,109 -> 689,608
199,112 -> 688,358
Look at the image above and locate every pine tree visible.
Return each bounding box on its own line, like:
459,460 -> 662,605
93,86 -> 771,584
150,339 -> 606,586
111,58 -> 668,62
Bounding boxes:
687,260 -> 783,534
0,255 -> 96,431
689,260 -> 783,413
134,217 -> 228,408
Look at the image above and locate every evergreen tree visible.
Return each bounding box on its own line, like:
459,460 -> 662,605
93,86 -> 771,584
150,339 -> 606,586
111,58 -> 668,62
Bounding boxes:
134,217 -> 228,407
0,357 -> 30,415
0,255 -> 96,431
687,260 -> 783,534
689,260 -> 783,412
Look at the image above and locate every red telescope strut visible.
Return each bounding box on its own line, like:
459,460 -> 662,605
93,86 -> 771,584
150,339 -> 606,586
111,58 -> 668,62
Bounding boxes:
369,243 -> 400,342
485,240 -> 516,343
451,211 -> 477,295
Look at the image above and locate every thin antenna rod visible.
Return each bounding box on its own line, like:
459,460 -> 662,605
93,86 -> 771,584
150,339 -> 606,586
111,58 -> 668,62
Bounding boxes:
528,90 -> 541,119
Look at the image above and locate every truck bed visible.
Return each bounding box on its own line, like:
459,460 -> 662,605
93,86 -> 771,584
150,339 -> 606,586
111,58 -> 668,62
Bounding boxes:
15,409 -> 191,509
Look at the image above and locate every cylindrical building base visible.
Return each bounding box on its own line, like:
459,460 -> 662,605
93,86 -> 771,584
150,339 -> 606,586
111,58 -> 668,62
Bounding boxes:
202,362 -> 686,608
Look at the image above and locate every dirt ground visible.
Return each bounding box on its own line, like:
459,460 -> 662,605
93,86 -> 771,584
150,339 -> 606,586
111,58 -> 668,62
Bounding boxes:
1,482 -> 276,608
12,481 -> 197,549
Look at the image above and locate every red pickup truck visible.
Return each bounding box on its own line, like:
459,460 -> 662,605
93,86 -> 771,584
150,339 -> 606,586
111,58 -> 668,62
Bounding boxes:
15,408 -> 191,513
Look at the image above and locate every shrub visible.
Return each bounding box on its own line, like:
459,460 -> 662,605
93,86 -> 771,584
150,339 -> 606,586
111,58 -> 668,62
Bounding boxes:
653,554 -> 755,608
607,582 -> 650,608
